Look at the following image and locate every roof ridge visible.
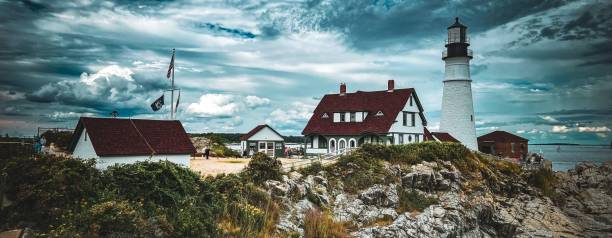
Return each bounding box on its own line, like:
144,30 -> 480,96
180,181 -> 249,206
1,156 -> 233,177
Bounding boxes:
129,119 -> 156,156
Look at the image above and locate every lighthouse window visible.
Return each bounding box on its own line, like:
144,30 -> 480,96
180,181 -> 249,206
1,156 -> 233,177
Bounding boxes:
470,115 -> 473,121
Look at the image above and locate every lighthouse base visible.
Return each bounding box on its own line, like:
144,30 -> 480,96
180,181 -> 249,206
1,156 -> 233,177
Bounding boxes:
440,80 -> 478,150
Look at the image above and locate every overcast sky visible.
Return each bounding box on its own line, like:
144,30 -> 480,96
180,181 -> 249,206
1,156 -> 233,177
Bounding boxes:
0,0 -> 610,144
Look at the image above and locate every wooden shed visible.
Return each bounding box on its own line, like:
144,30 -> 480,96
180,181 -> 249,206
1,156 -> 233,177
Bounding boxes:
478,131 -> 528,159
240,125 -> 284,158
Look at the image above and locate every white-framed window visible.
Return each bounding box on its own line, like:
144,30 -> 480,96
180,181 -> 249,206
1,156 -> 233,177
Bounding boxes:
398,134 -> 403,144
402,112 -> 407,126
333,113 -> 340,122
375,111 -> 384,116
350,112 -> 356,122
408,135 -> 413,142
340,113 -> 346,122
411,113 -> 416,127
84,132 -> 87,141
322,113 -> 329,118
356,112 -> 363,122
409,96 -> 413,106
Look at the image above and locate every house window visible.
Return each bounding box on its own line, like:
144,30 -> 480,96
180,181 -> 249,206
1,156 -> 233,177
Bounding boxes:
259,143 -> 266,150
333,113 -> 340,122
84,132 -> 87,141
375,111 -> 384,116
409,96 -> 413,106
511,142 -> 515,153
340,113 -> 346,122
411,113 -> 416,127
408,135 -> 413,142
322,113 -> 329,118
356,112 -> 363,122
398,134 -> 403,144
470,115 -> 473,121
402,112 -> 407,126
350,112 -> 356,122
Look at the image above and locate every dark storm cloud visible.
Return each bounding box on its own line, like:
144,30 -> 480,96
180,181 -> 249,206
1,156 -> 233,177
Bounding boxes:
195,23 -> 256,39
256,0 -> 572,50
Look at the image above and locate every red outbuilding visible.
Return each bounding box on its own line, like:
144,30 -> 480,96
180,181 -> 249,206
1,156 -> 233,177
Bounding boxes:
477,131 -> 528,159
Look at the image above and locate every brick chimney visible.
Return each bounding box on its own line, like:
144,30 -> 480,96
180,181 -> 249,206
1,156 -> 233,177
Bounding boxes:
339,83 -> 346,96
387,79 -> 395,92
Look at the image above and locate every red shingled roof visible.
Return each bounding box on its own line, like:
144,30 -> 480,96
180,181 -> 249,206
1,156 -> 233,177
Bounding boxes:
240,124 -> 283,141
478,131 -> 528,142
423,128 -> 459,142
69,117 -> 196,156
302,88 -> 426,135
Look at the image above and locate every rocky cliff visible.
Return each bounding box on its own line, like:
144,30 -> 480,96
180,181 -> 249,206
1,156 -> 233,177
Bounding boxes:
264,154 -> 611,237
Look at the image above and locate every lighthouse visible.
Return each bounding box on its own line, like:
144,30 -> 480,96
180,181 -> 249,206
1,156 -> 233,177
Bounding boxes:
440,17 -> 478,150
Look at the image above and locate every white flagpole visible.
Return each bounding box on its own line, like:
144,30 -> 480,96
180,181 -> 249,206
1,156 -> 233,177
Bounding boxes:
171,48 -> 175,120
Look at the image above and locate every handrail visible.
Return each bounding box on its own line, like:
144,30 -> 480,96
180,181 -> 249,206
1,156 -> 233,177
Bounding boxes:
282,148 -> 356,171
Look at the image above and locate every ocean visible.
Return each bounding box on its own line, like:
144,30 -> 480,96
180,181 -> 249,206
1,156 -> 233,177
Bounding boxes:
529,145 -> 612,171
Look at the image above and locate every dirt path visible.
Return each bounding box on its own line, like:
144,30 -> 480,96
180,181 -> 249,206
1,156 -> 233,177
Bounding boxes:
189,157 -> 310,176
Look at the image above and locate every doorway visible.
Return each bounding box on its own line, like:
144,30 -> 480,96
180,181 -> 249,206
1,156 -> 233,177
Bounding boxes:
258,141 -> 275,157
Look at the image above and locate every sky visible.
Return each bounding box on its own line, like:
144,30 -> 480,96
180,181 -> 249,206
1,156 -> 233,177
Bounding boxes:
0,0 -> 610,145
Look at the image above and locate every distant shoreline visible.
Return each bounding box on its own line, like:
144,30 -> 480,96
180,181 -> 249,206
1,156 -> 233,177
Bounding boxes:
530,143 -> 608,146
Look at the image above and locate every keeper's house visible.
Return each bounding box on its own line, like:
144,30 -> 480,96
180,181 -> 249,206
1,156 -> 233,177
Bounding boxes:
69,117 -> 196,170
240,124 -> 285,158
302,80 -> 427,154
478,131 -> 528,159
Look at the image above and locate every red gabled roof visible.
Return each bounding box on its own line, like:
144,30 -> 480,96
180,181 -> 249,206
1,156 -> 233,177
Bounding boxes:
431,132 -> 459,143
423,128 -> 459,143
240,124 -> 283,141
478,131 -> 528,142
302,88 -> 426,135
69,117 -> 196,156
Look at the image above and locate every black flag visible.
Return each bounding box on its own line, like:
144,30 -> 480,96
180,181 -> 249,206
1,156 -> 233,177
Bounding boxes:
151,95 -> 164,111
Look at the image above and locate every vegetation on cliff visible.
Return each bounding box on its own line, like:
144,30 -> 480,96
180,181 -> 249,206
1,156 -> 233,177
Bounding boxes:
0,142 -> 567,237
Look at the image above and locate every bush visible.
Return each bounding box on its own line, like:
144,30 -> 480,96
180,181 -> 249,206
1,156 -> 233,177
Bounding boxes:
0,155 -> 101,231
299,161 -> 324,176
40,130 -> 73,151
303,209 -> 350,238
327,152 -> 390,193
526,168 -> 558,199
1,157 -> 224,237
243,152 -> 282,185
397,189 -> 438,213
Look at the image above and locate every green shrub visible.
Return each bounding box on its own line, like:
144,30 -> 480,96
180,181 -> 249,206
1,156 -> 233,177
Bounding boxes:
0,155 -> 101,231
328,152 -> 389,193
299,161 -> 324,176
103,161 -> 202,208
243,152 -> 282,185
526,168 -> 558,199
1,157 -> 224,237
397,189 -> 438,213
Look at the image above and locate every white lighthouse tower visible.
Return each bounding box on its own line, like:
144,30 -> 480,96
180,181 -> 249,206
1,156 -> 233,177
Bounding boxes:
440,17 -> 478,150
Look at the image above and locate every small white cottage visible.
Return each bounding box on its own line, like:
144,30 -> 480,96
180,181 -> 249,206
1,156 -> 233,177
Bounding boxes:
68,117 -> 196,170
240,124 -> 284,158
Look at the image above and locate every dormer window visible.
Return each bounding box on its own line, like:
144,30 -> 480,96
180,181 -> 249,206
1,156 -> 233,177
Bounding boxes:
375,111 -> 384,116
322,113 -> 329,118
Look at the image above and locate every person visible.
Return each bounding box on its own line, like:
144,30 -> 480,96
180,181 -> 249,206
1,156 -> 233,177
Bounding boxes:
248,148 -> 254,157
40,136 -> 47,154
204,145 -> 210,160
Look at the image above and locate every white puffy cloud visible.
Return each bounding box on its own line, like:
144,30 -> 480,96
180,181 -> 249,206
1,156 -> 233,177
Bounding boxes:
550,125 -> 611,133
48,111 -> 96,120
187,94 -> 241,118
28,65 -> 156,111
245,95 -> 270,108
539,115 -> 558,123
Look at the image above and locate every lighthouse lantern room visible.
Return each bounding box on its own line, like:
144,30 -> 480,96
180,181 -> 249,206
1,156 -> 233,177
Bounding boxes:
440,17 -> 478,150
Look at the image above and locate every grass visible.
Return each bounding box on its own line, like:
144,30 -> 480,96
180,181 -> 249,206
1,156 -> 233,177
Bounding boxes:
396,189 -> 438,213
303,208 -> 351,238
525,168 -> 558,199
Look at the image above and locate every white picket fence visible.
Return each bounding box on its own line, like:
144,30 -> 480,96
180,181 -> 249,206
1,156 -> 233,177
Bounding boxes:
282,148 -> 355,172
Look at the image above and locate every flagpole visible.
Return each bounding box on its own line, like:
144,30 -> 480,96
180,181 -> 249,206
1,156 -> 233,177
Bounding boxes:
171,48 -> 175,120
